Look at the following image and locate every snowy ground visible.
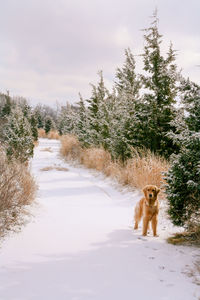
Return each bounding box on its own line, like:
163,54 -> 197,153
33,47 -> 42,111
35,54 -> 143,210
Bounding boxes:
0,138 -> 199,300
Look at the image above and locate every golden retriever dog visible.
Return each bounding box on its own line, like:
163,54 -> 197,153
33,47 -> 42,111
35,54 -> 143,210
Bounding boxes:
134,185 -> 160,236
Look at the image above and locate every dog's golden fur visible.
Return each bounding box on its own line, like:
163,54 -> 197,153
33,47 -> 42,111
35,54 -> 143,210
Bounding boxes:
134,185 -> 160,236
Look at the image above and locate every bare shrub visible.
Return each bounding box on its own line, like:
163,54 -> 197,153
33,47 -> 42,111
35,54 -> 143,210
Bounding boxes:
0,148 -> 37,237
60,135 -> 81,160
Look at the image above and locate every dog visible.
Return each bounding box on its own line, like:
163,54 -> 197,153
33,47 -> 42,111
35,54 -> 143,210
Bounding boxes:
134,185 -> 160,236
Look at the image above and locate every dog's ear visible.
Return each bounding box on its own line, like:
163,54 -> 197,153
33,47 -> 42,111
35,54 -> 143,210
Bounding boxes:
143,186 -> 148,197
156,187 -> 160,195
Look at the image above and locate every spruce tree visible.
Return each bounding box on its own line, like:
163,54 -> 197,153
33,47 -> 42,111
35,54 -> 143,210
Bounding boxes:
114,48 -> 142,160
87,71 -> 110,146
3,107 -> 34,163
180,78 -> 200,132
165,133 -> 200,227
57,103 -> 77,135
30,113 -> 38,141
44,115 -> 56,134
141,10 -> 180,158
75,93 -> 90,145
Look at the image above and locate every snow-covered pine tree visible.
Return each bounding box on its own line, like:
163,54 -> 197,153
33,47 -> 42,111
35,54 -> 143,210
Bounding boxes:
107,90 -> 133,161
165,132 -> 200,227
115,48 -> 141,98
3,106 -> 34,163
87,71 -> 110,147
29,113 -> 38,141
141,10 -> 180,158
180,78 -> 200,132
0,92 -> 12,118
113,48 -> 142,161
57,103 -> 77,135
75,93 -> 90,145
33,105 -> 44,129
0,93 -> 13,140
44,115 -> 56,134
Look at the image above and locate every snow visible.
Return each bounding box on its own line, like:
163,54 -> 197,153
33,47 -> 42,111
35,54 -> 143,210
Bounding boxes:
0,138 -> 199,300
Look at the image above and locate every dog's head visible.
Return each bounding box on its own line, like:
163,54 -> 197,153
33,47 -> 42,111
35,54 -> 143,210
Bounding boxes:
143,185 -> 160,206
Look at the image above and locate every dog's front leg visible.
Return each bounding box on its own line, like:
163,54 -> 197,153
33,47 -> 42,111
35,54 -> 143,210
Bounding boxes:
151,214 -> 158,237
142,217 -> 149,236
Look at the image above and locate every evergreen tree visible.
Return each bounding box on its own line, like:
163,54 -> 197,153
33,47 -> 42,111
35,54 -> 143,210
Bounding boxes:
87,71 -> 110,146
114,48 -> 142,160
75,94 -> 90,145
57,103 -> 77,135
106,89 -> 133,161
115,48 -> 141,98
0,92 -> 12,117
140,10 -> 180,158
165,133 -> 200,227
44,115 -> 56,134
3,107 -> 34,163
30,113 -> 38,141
180,78 -> 200,132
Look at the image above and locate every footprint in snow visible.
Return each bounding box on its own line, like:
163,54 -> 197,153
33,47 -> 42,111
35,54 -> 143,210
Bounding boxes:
137,236 -> 148,241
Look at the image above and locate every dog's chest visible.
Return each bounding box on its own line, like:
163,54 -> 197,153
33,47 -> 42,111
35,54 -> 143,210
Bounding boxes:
143,203 -> 158,215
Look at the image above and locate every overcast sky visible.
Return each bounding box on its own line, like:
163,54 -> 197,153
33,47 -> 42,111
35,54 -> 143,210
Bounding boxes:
0,0 -> 199,106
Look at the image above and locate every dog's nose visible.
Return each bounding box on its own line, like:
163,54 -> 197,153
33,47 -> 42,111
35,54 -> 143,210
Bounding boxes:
149,194 -> 152,198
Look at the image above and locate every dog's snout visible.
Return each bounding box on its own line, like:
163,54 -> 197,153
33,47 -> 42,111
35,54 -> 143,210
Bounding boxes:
149,194 -> 153,198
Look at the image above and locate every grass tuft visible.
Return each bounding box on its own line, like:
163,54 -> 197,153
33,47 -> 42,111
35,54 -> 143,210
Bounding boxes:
167,226 -> 200,246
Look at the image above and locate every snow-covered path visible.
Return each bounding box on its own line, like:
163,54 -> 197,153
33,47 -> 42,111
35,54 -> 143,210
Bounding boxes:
0,139 -> 199,300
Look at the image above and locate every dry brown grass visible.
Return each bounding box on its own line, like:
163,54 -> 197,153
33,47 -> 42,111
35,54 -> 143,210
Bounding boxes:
60,135 -> 169,195
120,150 -> 169,193
0,149 -> 37,237
167,225 -> 200,246
33,140 -> 39,147
38,129 -> 60,140
60,135 -> 81,160
38,128 -> 46,138
40,147 -> 53,152
81,147 -> 111,171
40,165 -> 68,172
47,130 -> 60,140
